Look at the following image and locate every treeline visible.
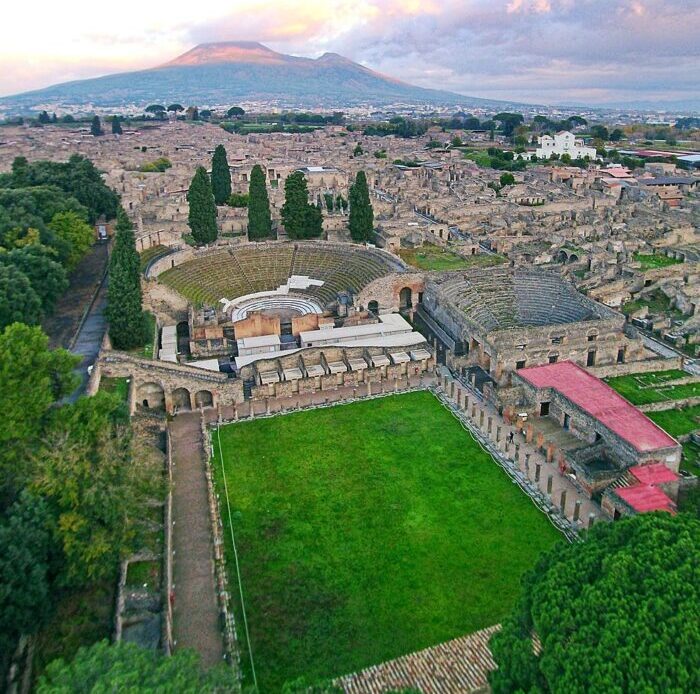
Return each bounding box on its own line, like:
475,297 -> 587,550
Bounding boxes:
186,145 -> 372,245
0,155 -> 119,330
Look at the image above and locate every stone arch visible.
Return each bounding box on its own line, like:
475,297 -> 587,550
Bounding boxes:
137,381 -> 165,410
172,387 -> 192,411
368,300 -> 379,314
568,253 -> 579,264
195,389 -> 214,409
557,249 -> 569,263
399,287 -> 413,309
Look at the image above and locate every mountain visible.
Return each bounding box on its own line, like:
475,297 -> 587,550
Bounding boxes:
0,41 -> 517,114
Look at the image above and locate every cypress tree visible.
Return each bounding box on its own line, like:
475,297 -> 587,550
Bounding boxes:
348,170 -> 374,243
90,115 -> 103,136
187,167 -> 218,245
281,171 -> 322,240
111,116 -> 123,135
247,164 -> 273,241
211,145 -> 231,205
105,209 -> 146,350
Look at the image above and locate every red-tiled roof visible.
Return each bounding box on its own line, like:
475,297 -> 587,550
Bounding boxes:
615,484 -> 675,513
630,463 -> 679,485
517,361 -> 678,453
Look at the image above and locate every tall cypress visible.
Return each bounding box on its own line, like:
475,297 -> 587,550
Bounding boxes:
248,164 -> 273,240
105,209 -> 146,350
281,171 -> 322,240
211,145 -> 231,205
187,167 -> 218,245
348,170 -> 374,243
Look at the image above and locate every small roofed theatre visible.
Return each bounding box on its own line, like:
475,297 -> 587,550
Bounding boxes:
513,361 -> 681,516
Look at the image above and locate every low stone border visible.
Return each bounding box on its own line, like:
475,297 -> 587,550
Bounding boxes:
201,417 -> 242,686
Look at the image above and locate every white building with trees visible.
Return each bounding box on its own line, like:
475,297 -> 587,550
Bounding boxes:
536,131 -> 597,160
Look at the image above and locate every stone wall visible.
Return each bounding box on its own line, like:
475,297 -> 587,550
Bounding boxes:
355,272 -> 426,314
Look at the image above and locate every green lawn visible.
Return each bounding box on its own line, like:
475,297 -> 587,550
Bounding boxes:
605,371 -> 700,405
212,391 -> 562,691
648,405 -> 700,476
125,560 -> 161,591
99,376 -> 129,402
621,289 -> 683,318
398,244 -> 505,271
632,252 -> 683,271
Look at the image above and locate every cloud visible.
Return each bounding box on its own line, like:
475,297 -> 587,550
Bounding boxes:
0,0 -> 698,105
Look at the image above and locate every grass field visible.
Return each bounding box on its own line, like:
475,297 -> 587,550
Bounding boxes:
648,405 -> 700,475
605,370 -> 700,405
212,391 -> 561,691
632,252 -> 683,271
398,244 -> 505,271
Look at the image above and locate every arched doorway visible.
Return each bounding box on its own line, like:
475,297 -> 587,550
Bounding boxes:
399,287 -> 412,310
568,253 -> 579,264
137,382 -> 165,410
172,387 -> 191,411
557,250 -> 568,263
368,300 -> 379,314
195,390 -> 214,409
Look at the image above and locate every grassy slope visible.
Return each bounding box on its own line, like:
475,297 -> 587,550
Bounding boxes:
212,391 -> 561,691
605,371 -> 700,405
398,244 -> 505,271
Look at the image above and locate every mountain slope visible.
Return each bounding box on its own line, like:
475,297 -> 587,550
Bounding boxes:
0,41 -> 515,113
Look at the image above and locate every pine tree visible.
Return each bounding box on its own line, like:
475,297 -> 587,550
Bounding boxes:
211,145 -> 231,205
90,115 -> 103,136
281,171 -> 323,239
348,170 -> 374,243
105,209 -> 145,350
187,167 -> 218,245
111,116 -> 123,135
247,164 -> 273,241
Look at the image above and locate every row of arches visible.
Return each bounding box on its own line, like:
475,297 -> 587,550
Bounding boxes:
136,382 -> 214,413
368,286 -> 416,314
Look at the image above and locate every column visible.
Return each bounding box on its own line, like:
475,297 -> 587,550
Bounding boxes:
487,416 -> 493,435
496,426 -> 502,443
588,513 -> 596,529
546,474 -> 553,494
535,463 -> 541,482
573,499 -> 582,523
559,490 -> 567,514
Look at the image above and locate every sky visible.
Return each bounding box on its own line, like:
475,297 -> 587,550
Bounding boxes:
1,0 -> 698,106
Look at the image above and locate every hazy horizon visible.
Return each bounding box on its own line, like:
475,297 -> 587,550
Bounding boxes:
2,0 -> 699,107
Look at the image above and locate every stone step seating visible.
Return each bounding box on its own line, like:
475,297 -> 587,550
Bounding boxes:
159,242 -> 397,307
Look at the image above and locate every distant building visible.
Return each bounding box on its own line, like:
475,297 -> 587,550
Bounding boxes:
536,131 -> 597,160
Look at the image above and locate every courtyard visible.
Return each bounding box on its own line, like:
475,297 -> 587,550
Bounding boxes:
212,390 -> 561,691
398,243 -> 504,271
605,369 -> 700,405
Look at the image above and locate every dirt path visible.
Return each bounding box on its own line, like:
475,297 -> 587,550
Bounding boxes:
169,413 -> 224,667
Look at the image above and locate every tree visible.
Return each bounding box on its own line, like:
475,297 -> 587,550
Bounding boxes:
105,210 -> 146,349
248,164 -> 273,240
353,143 -> 364,156
186,167 -> 218,245
0,264 -> 42,330
211,145 -> 232,205
0,246 -> 68,314
348,170 -> 374,243
281,171 -> 322,239
37,640 -> 234,692
489,513 -> 700,694
0,323 -> 77,505
227,106 -> 245,118
145,104 -> 166,120
38,111 -> 50,124
499,172 -> 515,187
48,210 -> 95,270
0,492 -> 54,665
167,103 -> 184,113
590,124 -> 609,141
32,391 -> 159,584
111,116 -> 122,135
90,116 -> 103,136
493,112 -> 524,137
